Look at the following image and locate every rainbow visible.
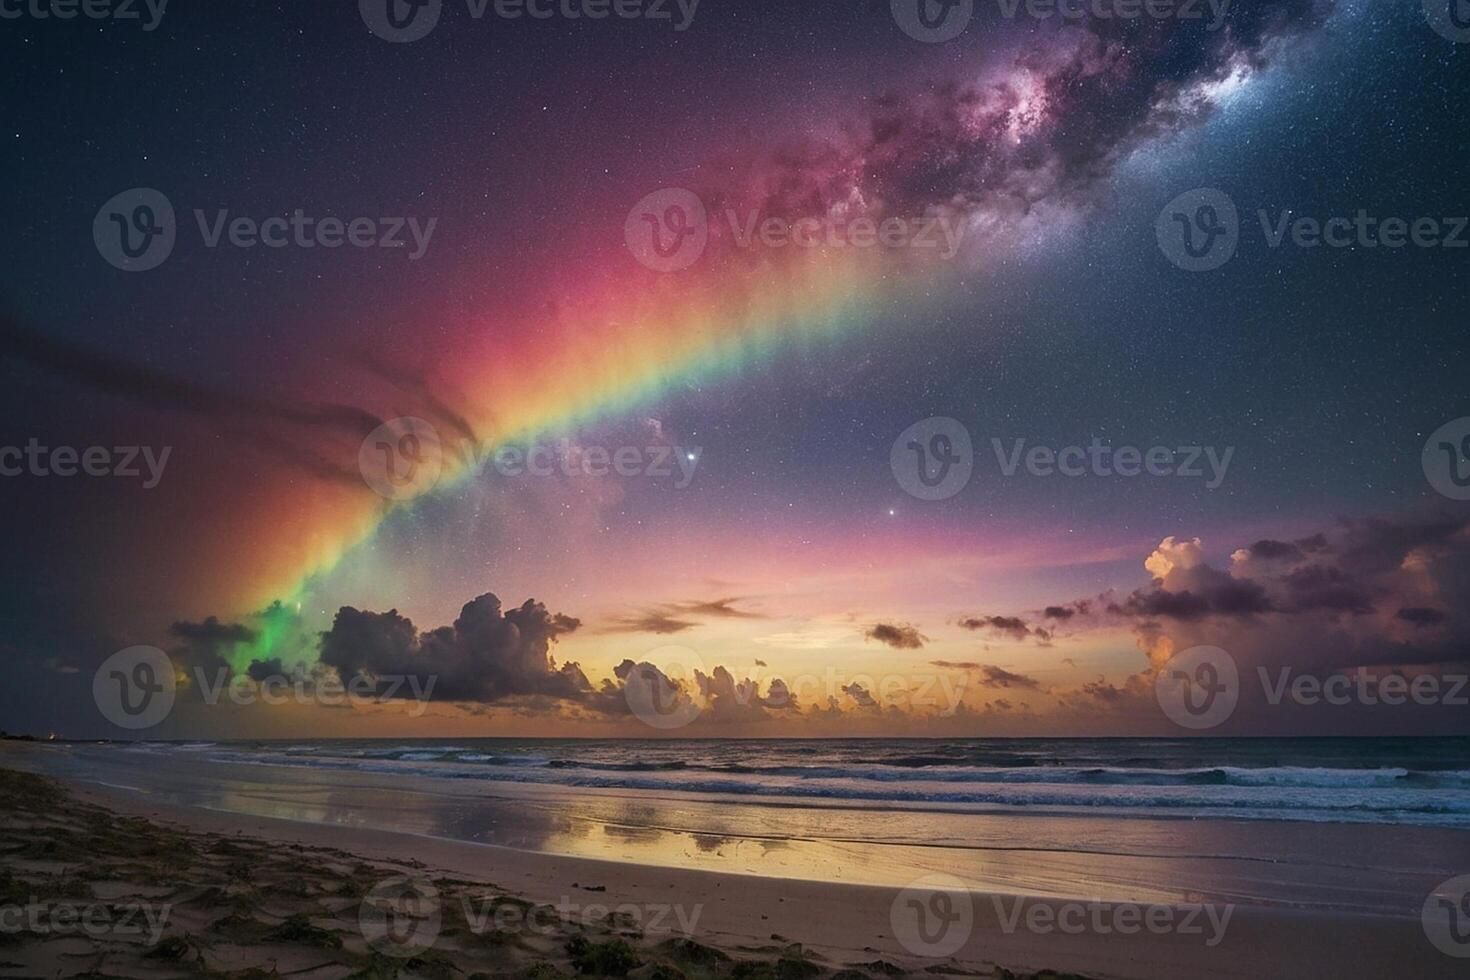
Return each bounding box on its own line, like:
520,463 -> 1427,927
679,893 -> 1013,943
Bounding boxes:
239,239 -> 959,660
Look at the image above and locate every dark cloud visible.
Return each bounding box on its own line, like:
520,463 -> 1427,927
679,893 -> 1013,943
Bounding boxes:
1114,566 -> 1274,621
977,666 -> 1042,690
865,623 -> 927,649
1245,539 -> 1304,562
0,315 -> 389,487
959,614 -> 1057,642
245,657 -> 286,682
319,593 -> 586,703
168,616 -> 256,679
1397,607 -> 1447,627
1283,565 -> 1374,615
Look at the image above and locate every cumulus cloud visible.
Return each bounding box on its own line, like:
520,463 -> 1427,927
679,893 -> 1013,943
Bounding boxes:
1036,514 -> 1470,729
319,593 -> 587,703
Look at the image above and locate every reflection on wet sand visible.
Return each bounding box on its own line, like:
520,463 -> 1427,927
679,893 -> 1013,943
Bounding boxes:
12,743 -> 1463,916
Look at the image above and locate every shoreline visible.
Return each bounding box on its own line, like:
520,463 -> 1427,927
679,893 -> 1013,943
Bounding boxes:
5,742 -> 1462,917
2,766 -> 1463,979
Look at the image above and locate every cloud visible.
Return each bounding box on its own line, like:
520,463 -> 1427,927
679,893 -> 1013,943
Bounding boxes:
168,616 -> 257,680
865,623 -> 927,649
958,614 -> 1054,643
1045,514 -> 1470,703
1397,607 -> 1446,627
605,596 -> 764,635
977,666 -> 1043,690
1144,536 -> 1204,579
319,593 -> 586,703
605,611 -> 698,635
963,615 -> 1041,642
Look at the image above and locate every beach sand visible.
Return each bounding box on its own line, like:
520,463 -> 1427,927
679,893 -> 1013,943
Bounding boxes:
0,765 -> 1461,980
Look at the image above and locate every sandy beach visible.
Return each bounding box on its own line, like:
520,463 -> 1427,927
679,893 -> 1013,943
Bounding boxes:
3,745 -> 1465,979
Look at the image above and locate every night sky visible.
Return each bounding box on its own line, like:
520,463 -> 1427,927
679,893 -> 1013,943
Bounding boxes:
2,0 -> 1468,738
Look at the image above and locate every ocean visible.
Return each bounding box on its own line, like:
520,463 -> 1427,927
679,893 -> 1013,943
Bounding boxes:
11,736 -> 1470,913
118,736 -> 1470,828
